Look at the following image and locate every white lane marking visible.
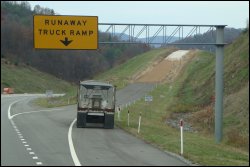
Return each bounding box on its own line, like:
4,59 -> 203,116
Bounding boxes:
36,162 -> 43,165
24,145 -> 29,147
22,141 -> 27,144
1,93 -> 64,98
7,97 -> 62,120
68,118 -> 81,166
11,108 -> 63,119
7,98 -> 63,166
8,99 -> 25,120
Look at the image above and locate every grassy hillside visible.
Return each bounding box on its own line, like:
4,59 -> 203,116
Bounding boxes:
96,31 -> 249,165
1,59 -> 76,94
170,30 -> 249,141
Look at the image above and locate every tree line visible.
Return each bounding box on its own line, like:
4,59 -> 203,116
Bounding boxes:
1,1 -> 150,83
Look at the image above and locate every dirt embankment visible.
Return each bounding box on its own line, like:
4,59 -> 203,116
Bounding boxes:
133,50 -> 197,83
132,49 -> 200,133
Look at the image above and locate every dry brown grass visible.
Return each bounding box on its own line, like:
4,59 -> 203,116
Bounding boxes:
188,104 -> 214,132
226,128 -> 249,151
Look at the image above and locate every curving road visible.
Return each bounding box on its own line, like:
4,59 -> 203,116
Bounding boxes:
1,84 -> 189,166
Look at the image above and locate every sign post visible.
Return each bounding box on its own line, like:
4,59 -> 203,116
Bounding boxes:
138,112 -> 142,134
117,106 -> 121,121
46,90 -> 53,98
144,95 -> 153,118
144,95 -> 153,102
34,15 -> 98,49
127,110 -> 130,127
180,119 -> 183,155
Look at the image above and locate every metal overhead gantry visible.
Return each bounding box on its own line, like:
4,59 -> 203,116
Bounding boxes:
98,23 -> 226,46
98,23 -> 226,143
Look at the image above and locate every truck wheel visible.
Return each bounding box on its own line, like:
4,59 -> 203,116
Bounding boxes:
77,112 -> 87,128
104,113 -> 114,129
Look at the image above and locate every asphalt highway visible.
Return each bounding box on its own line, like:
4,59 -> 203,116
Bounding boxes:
1,84 -> 189,166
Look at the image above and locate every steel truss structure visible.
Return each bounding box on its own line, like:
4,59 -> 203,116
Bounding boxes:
98,23 -> 226,46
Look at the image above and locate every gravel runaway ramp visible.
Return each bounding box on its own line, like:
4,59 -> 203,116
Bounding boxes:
135,50 -> 195,83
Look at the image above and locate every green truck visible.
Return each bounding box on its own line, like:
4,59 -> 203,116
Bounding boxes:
77,80 -> 116,129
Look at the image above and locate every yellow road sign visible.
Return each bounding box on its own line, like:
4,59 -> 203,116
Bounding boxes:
34,15 -> 98,49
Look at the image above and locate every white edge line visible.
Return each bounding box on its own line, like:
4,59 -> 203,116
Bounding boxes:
7,98 -> 66,165
32,156 -> 38,159
7,97 -> 63,120
11,109 -> 63,119
68,118 -> 81,166
8,99 -> 24,119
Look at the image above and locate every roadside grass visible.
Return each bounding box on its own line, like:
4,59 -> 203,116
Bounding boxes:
223,30 -> 249,95
32,77 -> 77,108
1,60 -> 75,93
1,60 -> 77,107
34,89 -> 77,108
176,51 -> 215,106
115,80 -> 249,165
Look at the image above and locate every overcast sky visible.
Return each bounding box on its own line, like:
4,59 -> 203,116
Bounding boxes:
28,1 -> 249,29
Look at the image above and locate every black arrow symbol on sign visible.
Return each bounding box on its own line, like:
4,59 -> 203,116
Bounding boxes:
60,37 -> 73,46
